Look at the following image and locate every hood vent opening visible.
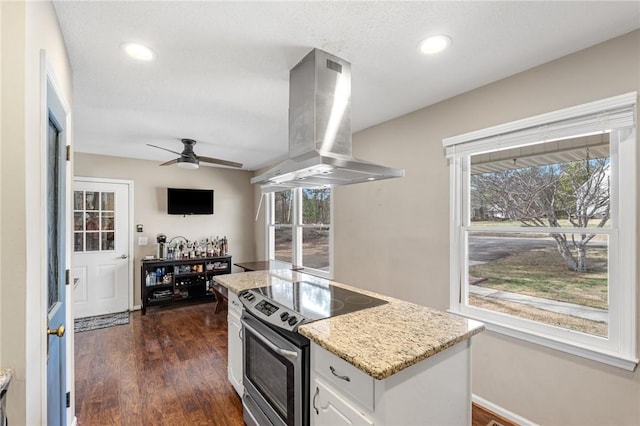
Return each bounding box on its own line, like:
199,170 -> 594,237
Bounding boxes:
251,48 -> 404,190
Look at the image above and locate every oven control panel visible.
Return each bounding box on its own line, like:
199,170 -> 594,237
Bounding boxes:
239,289 -> 306,332
255,300 -> 279,316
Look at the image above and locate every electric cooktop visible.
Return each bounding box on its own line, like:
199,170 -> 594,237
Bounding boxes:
239,280 -> 388,332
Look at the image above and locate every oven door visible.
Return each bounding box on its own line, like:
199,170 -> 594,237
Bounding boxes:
242,312 -> 307,426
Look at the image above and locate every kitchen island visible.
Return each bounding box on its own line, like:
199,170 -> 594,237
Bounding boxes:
214,269 -> 484,425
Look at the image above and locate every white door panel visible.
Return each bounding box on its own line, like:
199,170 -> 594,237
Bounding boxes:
73,179 -> 131,318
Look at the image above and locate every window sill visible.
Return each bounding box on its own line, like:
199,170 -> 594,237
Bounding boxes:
449,308 -> 638,371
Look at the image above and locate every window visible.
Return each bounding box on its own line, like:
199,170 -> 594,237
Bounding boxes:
73,190 -> 116,252
444,93 -> 637,370
266,188 -> 333,277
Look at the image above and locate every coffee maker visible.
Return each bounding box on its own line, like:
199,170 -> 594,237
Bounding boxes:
156,233 -> 167,259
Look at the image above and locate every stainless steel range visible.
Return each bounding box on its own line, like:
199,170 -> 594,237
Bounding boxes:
239,280 -> 387,426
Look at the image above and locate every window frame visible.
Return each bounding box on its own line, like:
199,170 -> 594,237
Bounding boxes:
265,187 -> 334,278
444,92 -> 637,370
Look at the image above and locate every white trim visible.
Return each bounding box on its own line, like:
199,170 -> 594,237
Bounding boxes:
472,395 -> 538,426
453,309 -> 638,371
73,176 -> 135,313
266,188 -> 334,278
445,94 -> 638,370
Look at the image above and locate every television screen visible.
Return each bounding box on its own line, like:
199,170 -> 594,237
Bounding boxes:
167,188 -> 214,215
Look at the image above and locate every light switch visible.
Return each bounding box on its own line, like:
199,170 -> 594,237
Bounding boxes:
138,236 -> 148,246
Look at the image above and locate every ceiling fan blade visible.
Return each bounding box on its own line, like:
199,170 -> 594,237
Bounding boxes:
159,158 -> 179,166
147,143 -> 183,156
198,156 -> 243,168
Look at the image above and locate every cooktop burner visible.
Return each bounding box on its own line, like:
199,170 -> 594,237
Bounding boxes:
239,280 -> 388,332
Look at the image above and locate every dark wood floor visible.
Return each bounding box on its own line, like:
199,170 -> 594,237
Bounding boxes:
75,301 -> 243,425
75,301 -> 516,426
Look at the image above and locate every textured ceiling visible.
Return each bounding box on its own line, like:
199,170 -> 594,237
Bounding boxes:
52,1 -> 640,171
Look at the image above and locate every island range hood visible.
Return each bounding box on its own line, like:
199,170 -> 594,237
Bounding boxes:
251,49 -> 404,191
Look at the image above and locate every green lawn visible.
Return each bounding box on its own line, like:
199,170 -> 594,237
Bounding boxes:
469,246 -> 608,309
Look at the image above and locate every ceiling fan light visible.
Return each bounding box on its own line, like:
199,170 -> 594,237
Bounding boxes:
177,160 -> 199,170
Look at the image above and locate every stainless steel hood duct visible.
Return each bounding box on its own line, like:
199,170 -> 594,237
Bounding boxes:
251,49 -> 404,191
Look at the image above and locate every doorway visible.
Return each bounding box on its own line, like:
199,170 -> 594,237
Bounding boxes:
72,178 -> 133,318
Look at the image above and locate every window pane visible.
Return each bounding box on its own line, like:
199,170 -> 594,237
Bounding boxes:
74,232 -> 84,252
302,227 -> 329,271
302,188 -> 331,224
101,212 -> 114,230
101,192 -> 114,211
85,191 -> 99,210
86,232 -> 100,251
86,212 -> 99,231
467,231 -> 608,337
274,226 -> 292,263
274,190 -> 293,225
470,135 -> 610,229
74,212 -> 84,231
74,191 -> 84,210
102,232 -> 115,251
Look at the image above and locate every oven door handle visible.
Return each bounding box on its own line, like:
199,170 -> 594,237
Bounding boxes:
243,321 -> 299,360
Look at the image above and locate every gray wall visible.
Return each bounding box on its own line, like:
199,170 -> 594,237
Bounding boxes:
331,30 -> 640,424
74,153 -> 257,306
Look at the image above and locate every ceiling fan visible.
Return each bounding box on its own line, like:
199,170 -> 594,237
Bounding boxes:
147,138 -> 242,170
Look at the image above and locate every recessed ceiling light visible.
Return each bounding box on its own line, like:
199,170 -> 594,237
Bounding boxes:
418,35 -> 452,55
122,42 -> 156,61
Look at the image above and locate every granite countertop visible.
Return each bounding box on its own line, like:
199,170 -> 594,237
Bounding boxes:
0,368 -> 13,393
213,271 -> 484,380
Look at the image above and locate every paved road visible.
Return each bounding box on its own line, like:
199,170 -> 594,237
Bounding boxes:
469,236 -> 555,264
469,236 -> 606,264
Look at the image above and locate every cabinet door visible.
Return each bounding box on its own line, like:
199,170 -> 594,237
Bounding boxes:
227,309 -> 243,396
312,378 -> 373,426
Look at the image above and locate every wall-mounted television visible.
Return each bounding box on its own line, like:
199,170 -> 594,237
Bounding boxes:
167,188 -> 214,215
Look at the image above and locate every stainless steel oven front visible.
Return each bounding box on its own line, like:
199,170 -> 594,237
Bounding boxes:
241,311 -> 310,426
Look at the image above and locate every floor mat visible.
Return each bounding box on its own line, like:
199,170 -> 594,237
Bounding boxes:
74,311 -> 130,333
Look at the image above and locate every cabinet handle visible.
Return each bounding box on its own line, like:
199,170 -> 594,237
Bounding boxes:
313,386 -> 319,415
329,366 -> 351,382
238,327 -> 243,340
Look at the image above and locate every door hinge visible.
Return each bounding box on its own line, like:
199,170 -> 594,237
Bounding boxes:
66,391 -> 71,408
65,269 -> 70,286
66,145 -> 71,161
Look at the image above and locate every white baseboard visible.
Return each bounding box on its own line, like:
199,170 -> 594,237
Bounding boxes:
70,415 -> 78,426
131,304 -> 141,311
472,395 -> 538,426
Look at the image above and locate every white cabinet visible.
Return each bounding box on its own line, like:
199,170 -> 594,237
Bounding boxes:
227,290 -> 243,396
313,343 -> 374,411
310,341 -> 472,426
312,377 -> 373,426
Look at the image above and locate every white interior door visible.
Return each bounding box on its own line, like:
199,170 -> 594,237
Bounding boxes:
72,178 -> 131,318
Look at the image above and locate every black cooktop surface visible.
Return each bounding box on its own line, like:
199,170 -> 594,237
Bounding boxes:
250,280 -> 388,322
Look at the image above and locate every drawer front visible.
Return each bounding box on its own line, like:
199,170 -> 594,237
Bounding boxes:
312,344 -> 374,412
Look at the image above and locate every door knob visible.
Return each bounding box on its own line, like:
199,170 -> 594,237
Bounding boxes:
47,324 -> 65,337
120,254 -> 128,259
